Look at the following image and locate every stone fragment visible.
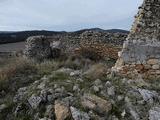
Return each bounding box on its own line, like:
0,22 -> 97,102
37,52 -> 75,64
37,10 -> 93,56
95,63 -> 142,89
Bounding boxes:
81,94 -> 112,114
93,86 -> 100,92
73,84 -> 80,92
135,64 -> 144,71
37,82 -> 46,89
129,108 -> 140,120
105,81 -> 112,87
117,95 -> 124,101
138,89 -> 159,104
13,87 -> 28,103
144,64 -> 152,69
147,59 -> 159,65
47,95 -> 55,103
94,79 -> 102,86
156,70 -> 160,74
40,89 -> 48,102
54,100 -> 71,120
149,107 -> 160,120
70,106 -> 90,120
28,95 -> 42,109
107,86 -> 115,96
70,70 -> 81,77
152,65 -> 159,70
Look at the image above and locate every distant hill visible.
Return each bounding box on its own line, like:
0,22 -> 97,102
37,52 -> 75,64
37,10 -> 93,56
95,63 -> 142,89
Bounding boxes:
0,30 -> 66,44
72,28 -> 129,35
0,28 -> 129,44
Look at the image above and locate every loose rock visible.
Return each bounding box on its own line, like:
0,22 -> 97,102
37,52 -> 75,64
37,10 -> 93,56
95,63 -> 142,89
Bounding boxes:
70,106 -> 90,120
81,94 -> 112,114
54,100 -> 71,120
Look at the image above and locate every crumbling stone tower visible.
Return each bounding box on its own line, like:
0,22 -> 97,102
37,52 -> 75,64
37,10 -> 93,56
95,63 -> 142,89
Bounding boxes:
113,0 -> 160,79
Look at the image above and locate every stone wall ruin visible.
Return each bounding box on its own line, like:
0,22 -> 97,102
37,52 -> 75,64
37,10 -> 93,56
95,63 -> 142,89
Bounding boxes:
113,0 -> 160,79
24,31 -> 127,60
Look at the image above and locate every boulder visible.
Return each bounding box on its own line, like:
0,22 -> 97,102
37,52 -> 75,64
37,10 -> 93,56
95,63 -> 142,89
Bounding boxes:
138,89 -> 159,104
28,94 -> 42,109
149,107 -> 160,120
54,100 -> 72,120
81,94 -> 112,114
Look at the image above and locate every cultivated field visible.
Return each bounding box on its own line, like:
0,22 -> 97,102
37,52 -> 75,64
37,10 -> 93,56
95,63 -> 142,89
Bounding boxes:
0,42 -> 25,52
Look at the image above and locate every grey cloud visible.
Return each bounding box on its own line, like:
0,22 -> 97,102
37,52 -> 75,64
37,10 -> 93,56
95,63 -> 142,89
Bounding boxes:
0,0 -> 143,31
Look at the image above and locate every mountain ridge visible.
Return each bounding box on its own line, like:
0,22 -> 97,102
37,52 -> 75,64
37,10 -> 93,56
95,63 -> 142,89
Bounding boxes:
0,28 -> 129,44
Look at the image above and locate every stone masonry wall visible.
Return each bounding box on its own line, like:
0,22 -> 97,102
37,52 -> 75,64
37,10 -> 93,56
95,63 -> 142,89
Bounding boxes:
113,0 -> 160,79
55,31 -> 127,53
54,31 -> 127,59
24,31 -> 127,60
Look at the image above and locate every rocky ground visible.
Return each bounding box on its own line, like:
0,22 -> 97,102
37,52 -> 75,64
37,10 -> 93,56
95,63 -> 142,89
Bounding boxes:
0,55 -> 160,120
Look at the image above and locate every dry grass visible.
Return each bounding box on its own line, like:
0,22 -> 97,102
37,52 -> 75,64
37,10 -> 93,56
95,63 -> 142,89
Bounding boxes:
0,55 -> 91,86
0,55 -> 84,82
0,52 -> 114,93
83,63 -> 108,80
0,57 -> 35,81
0,57 -> 38,93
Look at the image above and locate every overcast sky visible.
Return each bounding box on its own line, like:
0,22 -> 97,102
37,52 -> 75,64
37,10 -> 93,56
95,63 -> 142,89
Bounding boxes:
0,0 -> 143,31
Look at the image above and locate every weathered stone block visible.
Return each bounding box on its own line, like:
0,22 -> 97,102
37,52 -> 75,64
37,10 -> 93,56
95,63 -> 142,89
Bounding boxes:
135,64 -> 144,71
81,94 -> 112,114
156,70 -> 160,75
144,64 -> 152,69
147,59 -> 159,65
152,65 -> 160,70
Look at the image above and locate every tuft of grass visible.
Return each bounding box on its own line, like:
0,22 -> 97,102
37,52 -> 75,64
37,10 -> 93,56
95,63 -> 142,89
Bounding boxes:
35,60 -> 60,75
50,71 -> 70,81
83,63 -> 108,80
